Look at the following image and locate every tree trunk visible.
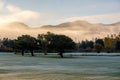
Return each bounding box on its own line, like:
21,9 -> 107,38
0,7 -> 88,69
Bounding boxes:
59,52 -> 63,58
14,50 -> 17,54
44,50 -> 47,55
97,50 -> 100,53
30,50 -> 34,56
14,52 -> 17,54
22,49 -> 24,56
58,49 -> 64,58
13,45 -> 16,54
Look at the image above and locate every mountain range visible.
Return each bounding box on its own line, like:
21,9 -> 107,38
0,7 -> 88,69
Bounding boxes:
0,21 -> 120,42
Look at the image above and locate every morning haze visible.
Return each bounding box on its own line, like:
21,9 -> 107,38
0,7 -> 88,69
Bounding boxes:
0,21 -> 120,42
0,0 -> 120,80
0,0 -> 120,41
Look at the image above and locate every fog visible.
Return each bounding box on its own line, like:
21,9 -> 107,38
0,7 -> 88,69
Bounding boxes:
0,21 -> 120,42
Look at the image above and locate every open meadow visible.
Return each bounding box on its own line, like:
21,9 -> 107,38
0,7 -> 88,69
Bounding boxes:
0,52 -> 120,80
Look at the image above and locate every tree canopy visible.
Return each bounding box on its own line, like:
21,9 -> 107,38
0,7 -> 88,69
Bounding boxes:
15,35 -> 37,56
38,32 -> 76,58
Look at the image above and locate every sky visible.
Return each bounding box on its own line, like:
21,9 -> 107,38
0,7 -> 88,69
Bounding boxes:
0,0 -> 120,27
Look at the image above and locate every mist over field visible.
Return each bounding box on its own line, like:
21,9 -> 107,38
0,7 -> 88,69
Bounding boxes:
0,21 -> 120,42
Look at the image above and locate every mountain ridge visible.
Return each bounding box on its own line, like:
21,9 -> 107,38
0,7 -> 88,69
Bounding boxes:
0,20 -> 120,41
0,20 -> 119,29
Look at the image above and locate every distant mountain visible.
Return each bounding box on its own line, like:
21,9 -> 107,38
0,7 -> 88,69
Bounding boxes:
0,22 -> 29,29
41,20 -> 92,29
0,21 -> 120,42
110,22 -> 120,26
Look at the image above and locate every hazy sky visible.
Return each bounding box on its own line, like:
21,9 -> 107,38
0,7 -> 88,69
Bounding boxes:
0,0 -> 120,27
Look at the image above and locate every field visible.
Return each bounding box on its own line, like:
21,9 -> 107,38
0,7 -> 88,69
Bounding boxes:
0,52 -> 120,80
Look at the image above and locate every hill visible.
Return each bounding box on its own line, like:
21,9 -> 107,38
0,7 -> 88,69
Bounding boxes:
0,21 -> 120,42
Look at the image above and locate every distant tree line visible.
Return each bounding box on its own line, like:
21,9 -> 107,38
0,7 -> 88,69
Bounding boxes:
78,33 -> 120,53
0,32 -> 120,57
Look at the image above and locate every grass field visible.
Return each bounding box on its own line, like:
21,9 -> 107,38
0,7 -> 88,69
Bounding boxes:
0,52 -> 120,80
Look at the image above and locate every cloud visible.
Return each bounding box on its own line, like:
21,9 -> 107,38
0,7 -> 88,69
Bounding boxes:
6,4 -> 22,13
0,0 -> 5,11
0,0 -> 41,26
0,11 -> 40,23
64,13 -> 120,24
0,0 -> 120,27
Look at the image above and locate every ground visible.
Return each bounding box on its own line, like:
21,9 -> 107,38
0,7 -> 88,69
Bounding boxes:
0,52 -> 120,80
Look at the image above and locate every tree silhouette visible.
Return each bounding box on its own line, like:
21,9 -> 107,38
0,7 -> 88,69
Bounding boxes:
41,32 -> 76,58
15,35 -> 37,56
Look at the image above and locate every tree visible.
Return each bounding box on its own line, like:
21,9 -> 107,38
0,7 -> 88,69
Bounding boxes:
104,36 -> 115,52
94,43 -> 103,53
79,41 -> 87,49
37,33 -> 49,55
95,39 -> 104,47
42,32 -> 76,58
94,39 -> 104,53
115,34 -> 120,51
88,41 -> 94,49
15,35 -> 37,56
115,41 -> 120,50
79,40 -> 94,52
1,38 -> 14,51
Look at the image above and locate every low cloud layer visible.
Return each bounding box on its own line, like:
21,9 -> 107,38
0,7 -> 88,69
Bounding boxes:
64,13 -> 120,24
0,21 -> 120,42
0,0 -> 4,11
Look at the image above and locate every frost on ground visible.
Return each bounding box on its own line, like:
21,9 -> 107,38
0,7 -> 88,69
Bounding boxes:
0,53 -> 120,80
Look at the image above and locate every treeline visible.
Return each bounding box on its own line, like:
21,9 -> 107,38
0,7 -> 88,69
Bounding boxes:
0,32 -> 76,58
78,33 -> 120,53
0,32 -> 120,57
